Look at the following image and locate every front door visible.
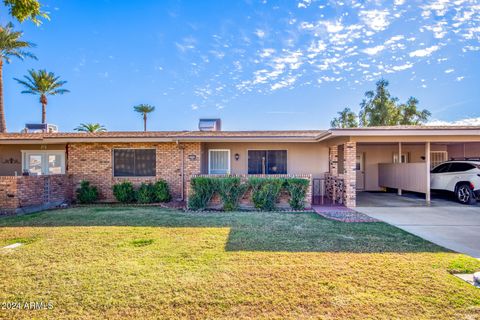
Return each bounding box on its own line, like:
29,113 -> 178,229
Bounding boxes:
356,153 -> 365,190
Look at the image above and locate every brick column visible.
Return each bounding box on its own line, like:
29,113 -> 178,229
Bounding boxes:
343,142 -> 356,207
329,146 -> 338,176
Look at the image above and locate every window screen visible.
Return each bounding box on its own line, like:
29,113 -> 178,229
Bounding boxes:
113,149 -> 156,177
248,150 -> 287,174
209,150 -> 230,174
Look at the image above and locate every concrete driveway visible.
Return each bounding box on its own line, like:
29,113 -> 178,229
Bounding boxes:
356,201 -> 480,258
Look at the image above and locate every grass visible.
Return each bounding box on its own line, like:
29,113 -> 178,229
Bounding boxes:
0,207 -> 479,319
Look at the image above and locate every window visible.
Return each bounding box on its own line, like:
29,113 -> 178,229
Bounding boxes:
393,153 -> 409,163
22,150 -> 65,175
113,149 -> 156,177
431,163 -> 450,173
448,162 -> 476,173
430,151 -> 448,169
208,149 -> 230,174
248,150 -> 287,174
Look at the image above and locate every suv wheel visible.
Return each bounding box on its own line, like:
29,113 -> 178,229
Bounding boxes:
456,183 -> 476,205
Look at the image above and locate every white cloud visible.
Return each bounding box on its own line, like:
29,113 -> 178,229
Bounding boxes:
297,0 -> 312,9
409,45 -> 440,57
391,63 -> 413,71
255,29 -> 266,38
259,48 -> 275,58
360,10 -> 390,31
363,45 -> 385,55
444,68 -> 454,73
323,21 -> 344,33
384,35 -> 404,45
456,76 -> 465,81
428,117 -> 480,126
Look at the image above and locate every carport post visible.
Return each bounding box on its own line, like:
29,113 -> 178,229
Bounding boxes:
398,142 -> 402,196
425,142 -> 431,205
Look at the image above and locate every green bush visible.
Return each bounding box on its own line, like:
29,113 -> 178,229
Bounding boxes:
76,180 -> 99,204
284,178 -> 310,210
248,177 -> 266,209
258,179 -> 284,211
137,182 -> 156,203
188,177 -> 218,210
153,180 -> 171,202
249,178 -> 284,211
112,181 -> 136,203
217,177 -> 247,211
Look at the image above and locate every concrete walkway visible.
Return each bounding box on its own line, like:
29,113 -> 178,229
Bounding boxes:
356,205 -> 480,258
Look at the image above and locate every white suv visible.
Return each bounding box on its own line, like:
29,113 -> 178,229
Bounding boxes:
431,160 -> 480,205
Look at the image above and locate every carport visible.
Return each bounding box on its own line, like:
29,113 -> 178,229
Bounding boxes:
321,126 -> 480,207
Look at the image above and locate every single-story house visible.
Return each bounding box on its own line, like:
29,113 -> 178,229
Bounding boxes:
1,122 -> 480,213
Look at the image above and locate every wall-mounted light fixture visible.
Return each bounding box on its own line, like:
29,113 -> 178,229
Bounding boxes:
235,153 -> 240,161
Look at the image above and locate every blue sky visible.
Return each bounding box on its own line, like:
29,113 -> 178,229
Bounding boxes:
1,0 -> 479,132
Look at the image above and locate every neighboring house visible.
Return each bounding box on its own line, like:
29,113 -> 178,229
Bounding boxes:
1,123 -> 480,213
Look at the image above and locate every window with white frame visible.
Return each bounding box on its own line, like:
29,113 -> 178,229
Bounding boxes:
22,150 -> 66,175
208,149 -> 230,174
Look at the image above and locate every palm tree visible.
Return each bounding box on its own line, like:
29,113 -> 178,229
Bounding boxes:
133,104 -> 155,131
0,23 -> 36,133
15,69 -> 69,125
74,123 -> 107,132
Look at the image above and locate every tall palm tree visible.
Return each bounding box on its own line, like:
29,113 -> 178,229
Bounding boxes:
0,23 -> 36,133
74,123 -> 107,133
133,104 -> 155,132
15,69 -> 69,125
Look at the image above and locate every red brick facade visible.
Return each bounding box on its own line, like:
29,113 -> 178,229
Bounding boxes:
67,142 -> 201,201
0,175 -> 72,215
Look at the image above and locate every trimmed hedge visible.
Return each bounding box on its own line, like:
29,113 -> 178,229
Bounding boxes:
112,179 -> 171,204
285,178 -> 310,210
188,176 -> 310,211
218,177 -> 247,211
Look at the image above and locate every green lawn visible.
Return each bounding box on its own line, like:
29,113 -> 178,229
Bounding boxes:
1,207 -> 479,319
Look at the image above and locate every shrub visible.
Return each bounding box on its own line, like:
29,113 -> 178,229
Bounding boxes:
153,180 -> 171,202
285,178 -> 310,210
249,178 -> 284,211
217,177 -> 247,211
248,177 -> 266,209
188,177 -> 218,210
258,179 -> 284,211
76,180 -> 99,204
112,181 -> 136,203
137,182 -> 156,204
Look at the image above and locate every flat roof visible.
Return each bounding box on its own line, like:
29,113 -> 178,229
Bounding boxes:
1,126 -> 480,144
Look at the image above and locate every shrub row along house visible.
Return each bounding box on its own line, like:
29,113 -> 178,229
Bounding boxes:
1,119 -> 480,214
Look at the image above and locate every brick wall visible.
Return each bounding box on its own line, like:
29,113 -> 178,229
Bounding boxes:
0,175 -> 72,215
343,142 -> 357,207
67,142 -> 201,201
187,174 -> 313,210
327,142 -> 357,207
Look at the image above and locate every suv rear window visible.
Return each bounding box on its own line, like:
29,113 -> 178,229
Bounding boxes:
448,163 -> 476,172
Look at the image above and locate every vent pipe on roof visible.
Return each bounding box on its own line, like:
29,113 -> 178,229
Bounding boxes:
198,119 -> 221,131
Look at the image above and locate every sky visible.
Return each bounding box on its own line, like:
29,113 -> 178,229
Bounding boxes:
0,0 -> 479,132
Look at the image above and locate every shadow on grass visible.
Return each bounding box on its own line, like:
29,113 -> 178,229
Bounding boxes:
0,206 -> 451,253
